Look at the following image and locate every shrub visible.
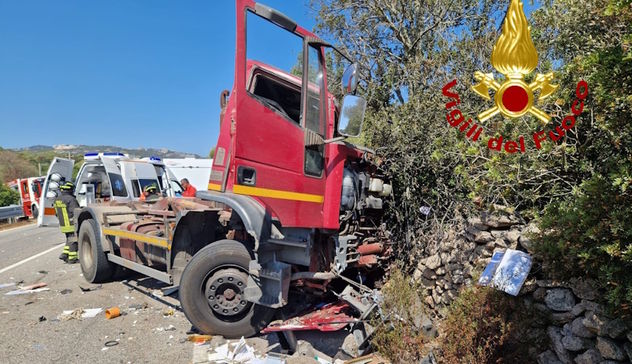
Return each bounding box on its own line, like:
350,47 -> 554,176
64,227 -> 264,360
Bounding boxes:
371,269 -> 428,363
438,286 -> 546,364
534,175 -> 632,314
0,183 -> 20,207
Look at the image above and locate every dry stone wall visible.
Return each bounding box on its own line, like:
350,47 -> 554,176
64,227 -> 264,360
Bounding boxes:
412,211 -> 632,363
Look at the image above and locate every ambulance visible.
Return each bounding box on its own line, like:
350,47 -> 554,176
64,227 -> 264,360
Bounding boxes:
38,153 -> 182,226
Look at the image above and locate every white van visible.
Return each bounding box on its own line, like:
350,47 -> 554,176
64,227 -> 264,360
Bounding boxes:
38,153 -> 182,227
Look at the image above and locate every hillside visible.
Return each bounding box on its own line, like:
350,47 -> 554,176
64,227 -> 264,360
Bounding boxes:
0,145 -> 202,182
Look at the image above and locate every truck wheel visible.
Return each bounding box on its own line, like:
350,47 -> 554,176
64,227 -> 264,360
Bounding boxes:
179,239 -> 276,338
31,205 -> 38,219
78,219 -> 113,283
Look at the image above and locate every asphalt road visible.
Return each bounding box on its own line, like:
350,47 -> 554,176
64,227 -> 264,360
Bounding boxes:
0,223 -> 352,364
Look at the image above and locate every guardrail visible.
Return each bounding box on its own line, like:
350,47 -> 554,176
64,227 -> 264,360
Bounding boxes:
0,205 -> 23,221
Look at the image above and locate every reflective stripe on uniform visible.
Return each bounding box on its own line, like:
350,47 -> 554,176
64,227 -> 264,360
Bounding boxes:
68,252 -> 78,257
54,200 -> 75,233
63,246 -> 69,252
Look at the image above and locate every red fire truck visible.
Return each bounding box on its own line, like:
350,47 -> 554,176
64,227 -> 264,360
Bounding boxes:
64,0 -> 392,339
7,177 -> 45,219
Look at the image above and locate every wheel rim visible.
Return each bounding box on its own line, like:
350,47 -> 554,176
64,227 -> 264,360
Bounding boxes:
80,233 -> 93,268
204,267 -> 251,320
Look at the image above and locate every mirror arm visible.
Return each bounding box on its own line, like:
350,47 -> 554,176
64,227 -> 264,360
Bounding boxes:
324,136 -> 346,144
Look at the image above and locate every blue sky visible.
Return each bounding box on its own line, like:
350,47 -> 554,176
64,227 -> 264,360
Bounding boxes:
0,1 -> 541,156
0,0 -> 316,156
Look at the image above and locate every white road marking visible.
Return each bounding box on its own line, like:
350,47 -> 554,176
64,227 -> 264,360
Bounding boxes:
0,243 -> 65,274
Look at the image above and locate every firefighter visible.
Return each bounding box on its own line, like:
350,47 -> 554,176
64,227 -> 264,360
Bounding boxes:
56,181 -> 79,264
180,178 -> 197,197
140,183 -> 160,202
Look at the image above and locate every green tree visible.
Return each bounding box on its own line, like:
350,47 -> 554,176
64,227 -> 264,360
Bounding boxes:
0,183 -> 19,207
313,0 -> 632,311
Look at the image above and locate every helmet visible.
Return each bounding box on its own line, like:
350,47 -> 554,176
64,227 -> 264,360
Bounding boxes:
50,173 -> 63,182
143,184 -> 158,193
60,181 -> 75,191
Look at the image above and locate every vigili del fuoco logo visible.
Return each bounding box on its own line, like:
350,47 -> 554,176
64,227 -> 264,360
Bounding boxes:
441,0 -> 589,153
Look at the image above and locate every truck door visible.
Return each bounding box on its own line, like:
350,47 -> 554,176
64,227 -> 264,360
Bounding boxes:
38,158 -> 74,227
229,0 -> 327,227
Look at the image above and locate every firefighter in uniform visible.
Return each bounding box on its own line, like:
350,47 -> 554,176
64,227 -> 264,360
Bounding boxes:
140,183 -> 160,202
56,181 -> 80,264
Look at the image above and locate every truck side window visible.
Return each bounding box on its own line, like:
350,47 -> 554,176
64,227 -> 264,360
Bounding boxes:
304,45 -> 325,177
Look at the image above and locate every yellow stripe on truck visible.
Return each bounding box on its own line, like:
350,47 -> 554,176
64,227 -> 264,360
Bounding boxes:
232,185 -> 324,203
208,183 -> 222,191
103,228 -> 170,249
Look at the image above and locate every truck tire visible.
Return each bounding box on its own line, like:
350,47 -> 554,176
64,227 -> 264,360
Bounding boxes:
78,219 -> 114,283
31,205 -> 38,219
179,239 -> 276,338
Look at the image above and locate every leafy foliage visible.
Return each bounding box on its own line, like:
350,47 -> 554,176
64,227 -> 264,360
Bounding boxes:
313,0 -> 632,311
0,183 -> 20,207
438,286 -> 547,363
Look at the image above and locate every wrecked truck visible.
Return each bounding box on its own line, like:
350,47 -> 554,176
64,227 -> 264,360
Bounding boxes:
72,0 -> 392,338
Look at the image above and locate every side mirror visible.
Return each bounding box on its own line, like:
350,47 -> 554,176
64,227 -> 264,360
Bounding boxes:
46,191 -> 58,199
342,64 -> 358,95
338,95 -> 367,137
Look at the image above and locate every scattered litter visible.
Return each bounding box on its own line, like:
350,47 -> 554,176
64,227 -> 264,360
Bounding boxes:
61,308 -> 84,321
38,270 -> 48,275
0,283 -> 16,289
60,289 -> 72,295
2,311 -> 9,314
104,340 -> 119,347
156,324 -> 177,332
478,249 -> 532,296
162,308 -> 175,317
79,284 -> 102,292
151,289 -> 164,297
207,337 -> 258,363
188,334 -> 212,343
105,307 -> 121,319
169,335 -> 174,340
128,302 -> 149,311
60,308 -> 103,320
6,283 -> 50,296
83,308 -> 103,318
342,353 -> 390,363
38,316 -> 46,322
101,347 -> 108,352
24,301 -> 34,306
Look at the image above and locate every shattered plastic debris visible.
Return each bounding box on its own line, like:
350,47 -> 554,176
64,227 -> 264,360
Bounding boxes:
105,307 -> 121,319
0,283 -> 16,289
128,302 -> 149,311
188,334 -> 212,343
60,289 -> 72,295
79,285 -> 102,292
162,308 -> 175,317
151,289 -> 164,297
60,308 -> 103,320
197,337 -> 287,364
5,283 -> 50,296
207,337 -> 258,363
156,325 -> 176,332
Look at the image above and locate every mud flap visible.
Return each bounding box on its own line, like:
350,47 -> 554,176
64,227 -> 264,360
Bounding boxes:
245,260 -> 291,308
